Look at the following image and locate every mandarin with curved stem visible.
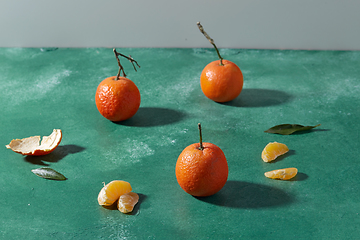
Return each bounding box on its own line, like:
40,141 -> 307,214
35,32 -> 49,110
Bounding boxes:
175,123 -> 228,197
197,22 -> 243,103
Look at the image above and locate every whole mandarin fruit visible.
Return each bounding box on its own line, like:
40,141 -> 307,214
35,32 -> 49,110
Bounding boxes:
197,22 -> 243,103
95,49 -> 141,122
175,124 -> 228,197
95,76 -> 140,122
200,59 -> 243,102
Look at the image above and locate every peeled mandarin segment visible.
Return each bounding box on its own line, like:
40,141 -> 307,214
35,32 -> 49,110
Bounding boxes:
261,142 -> 289,162
264,168 -> 298,180
5,129 -> 62,156
97,180 -> 132,206
117,192 -> 139,213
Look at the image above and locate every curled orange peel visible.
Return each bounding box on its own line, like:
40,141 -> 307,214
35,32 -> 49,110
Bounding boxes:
6,129 -> 62,156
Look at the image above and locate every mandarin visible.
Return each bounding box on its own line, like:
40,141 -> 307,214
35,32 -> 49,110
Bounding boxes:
197,22 -> 243,103
95,76 -> 140,122
264,168 -> 298,180
175,123 -> 228,197
200,59 -> 243,102
95,49 -> 141,122
97,180 -> 132,206
117,192 -> 139,213
261,142 -> 289,162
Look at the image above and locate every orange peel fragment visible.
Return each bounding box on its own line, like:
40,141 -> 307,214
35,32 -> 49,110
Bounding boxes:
6,129 -> 62,156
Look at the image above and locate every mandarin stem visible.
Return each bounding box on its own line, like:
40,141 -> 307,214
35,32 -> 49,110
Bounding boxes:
113,48 -> 141,79
197,22 -> 224,66
198,123 -> 204,150
113,48 -> 125,79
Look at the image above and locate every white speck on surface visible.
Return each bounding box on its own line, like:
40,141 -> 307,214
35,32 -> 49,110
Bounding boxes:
126,139 -> 155,160
2,69 -> 71,106
158,136 -> 177,147
325,77 -> 359,102
103,138 -> 155,166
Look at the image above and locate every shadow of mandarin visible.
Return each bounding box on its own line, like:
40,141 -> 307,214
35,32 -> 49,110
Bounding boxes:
195,180 -> 295,208
221,88 -> 293,107
25,144 -> 86,165
117,107 -> 187,127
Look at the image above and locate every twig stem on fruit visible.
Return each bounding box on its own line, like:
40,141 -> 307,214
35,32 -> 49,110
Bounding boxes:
198,123 -> 204,150
197,22 -> 224,66
113,48 -> 140,79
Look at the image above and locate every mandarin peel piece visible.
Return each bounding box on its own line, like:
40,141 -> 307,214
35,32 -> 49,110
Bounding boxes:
6,129 -> 62,156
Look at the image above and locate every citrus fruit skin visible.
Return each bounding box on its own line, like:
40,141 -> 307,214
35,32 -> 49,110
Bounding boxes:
175,142 -> 228,197
261,142 -> 289,162
6,129 -> 62,156
97,180 -> 132,206
200,59 -> 243,103
95,76 -> 141,122
264,168 -> 298,180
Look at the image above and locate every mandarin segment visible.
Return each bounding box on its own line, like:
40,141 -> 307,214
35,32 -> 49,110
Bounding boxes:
97,180 -> 132,206
117,192 -> 139,213
261,142 -> 289,162
264,168 -> 298,180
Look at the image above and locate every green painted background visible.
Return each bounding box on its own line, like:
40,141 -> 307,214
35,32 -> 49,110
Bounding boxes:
1,48 -> 359,239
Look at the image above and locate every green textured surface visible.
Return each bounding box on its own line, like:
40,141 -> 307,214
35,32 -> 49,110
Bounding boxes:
1,48 -> 359,239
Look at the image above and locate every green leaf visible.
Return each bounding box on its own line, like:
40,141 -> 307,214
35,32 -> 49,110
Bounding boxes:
31,167 -> 67,180
264,124 -> 321,135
